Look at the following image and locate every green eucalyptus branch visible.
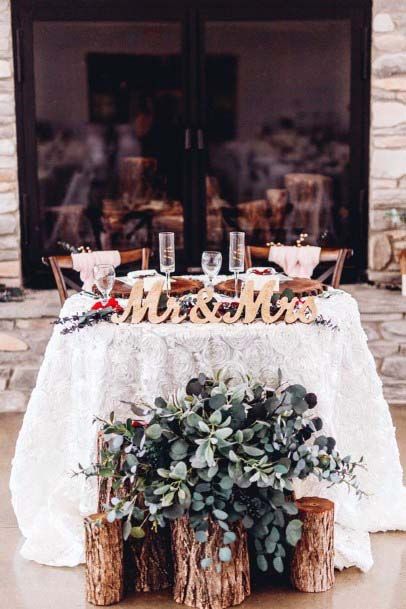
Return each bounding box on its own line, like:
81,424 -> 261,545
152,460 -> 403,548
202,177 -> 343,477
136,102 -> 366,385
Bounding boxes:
78,370 -> 365,574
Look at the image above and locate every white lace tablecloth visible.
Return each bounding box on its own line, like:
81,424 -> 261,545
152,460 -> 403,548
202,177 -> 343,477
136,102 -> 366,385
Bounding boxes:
10,288 -> 406,570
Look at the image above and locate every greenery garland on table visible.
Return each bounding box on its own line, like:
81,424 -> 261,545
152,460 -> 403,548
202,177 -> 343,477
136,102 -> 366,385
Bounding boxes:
54,298 -> 124,334
79,370 -> 364,574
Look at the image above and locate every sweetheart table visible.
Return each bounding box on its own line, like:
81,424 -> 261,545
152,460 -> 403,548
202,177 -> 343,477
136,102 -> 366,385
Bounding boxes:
10,283 -> 406,571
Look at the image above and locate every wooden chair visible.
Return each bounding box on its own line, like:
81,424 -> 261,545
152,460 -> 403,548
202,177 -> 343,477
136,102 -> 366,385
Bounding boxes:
245,245 -> 353,289
43,247 -> 151,306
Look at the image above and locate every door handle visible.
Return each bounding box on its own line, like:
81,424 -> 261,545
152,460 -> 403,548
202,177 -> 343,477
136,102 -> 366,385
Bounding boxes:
184,127 -> 192,151
197,128 -> 204,150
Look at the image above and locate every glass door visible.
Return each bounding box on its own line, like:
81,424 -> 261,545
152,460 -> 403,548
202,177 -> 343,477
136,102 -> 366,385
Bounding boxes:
33,20 -> 185,266
13,1 -> 370,284
200,5 -> 370,280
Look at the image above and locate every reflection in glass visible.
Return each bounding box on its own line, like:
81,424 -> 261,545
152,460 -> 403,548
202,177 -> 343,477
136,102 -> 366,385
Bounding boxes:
159,231 -> 175,293
205,20 -> 351,252
94,264 -> 115,304
229,231 -> 245,298
201,250 -> 222,286
34,22 -> 184,258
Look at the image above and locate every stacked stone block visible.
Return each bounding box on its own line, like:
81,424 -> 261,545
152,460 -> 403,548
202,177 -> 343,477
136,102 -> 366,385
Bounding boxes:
370,1 -> 406,282
0,290 -> 59,412
0,0 -> 21,287
346,284 -> 406,404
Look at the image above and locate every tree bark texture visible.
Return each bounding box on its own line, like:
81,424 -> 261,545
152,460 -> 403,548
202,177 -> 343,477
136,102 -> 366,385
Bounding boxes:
291,496 -> 335,593
84,513 -> 124,606
171,516 -> 251,609
97,431 -> 128,511
97,432 -> 114,512
124,522 -> 173,592
96,433 -> 172,592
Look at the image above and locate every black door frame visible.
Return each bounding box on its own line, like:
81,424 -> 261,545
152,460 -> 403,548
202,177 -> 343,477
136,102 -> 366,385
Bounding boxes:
11,0 -> 371,285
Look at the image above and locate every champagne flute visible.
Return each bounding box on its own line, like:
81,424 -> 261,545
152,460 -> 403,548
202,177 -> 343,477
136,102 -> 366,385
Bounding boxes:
94,264 -> 116,305
201,251 -> 222,286
159,232 -> 175,293
229,232 -> 245,298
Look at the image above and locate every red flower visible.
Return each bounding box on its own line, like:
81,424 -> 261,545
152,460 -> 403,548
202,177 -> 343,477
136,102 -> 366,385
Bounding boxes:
131,419 -> 147,428
91,298 -> 123,314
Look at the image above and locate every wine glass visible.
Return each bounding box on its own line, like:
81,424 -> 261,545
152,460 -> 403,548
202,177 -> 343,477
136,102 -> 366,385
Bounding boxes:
94,264 -> 116,305
202,251 -> 222,286
229,232 -> 245,298
159,232 -> 175,293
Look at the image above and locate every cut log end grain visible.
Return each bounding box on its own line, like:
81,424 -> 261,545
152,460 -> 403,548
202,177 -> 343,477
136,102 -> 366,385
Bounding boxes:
84,513 -> 124,606
291,497 -> 335,593
171,516 -> 251,609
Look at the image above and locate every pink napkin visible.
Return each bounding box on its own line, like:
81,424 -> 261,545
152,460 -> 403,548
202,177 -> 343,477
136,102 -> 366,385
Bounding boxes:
269,246 -> 321,278
72,251 -> 121,291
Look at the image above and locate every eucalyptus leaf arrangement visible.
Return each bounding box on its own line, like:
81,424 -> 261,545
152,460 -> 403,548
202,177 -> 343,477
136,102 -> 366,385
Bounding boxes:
80,370 -> 364,574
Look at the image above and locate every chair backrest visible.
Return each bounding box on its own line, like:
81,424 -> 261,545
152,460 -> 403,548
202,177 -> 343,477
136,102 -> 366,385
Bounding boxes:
245,245 -> 353,289
43,247 -> 151,306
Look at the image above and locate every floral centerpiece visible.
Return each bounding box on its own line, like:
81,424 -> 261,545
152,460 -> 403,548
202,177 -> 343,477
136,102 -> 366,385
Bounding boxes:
81,369 -> 364,578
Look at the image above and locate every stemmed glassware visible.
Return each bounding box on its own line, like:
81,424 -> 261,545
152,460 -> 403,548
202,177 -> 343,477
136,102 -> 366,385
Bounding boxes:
201,251 -> 222,287
94,264 -> 116,304
159,232 -> 175,293
229,231 -> 245,298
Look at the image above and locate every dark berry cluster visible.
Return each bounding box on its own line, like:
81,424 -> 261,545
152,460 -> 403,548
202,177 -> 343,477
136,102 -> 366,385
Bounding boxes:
305,392 -> 317,408
236,490 -> 264,518
142,443 -> 161,469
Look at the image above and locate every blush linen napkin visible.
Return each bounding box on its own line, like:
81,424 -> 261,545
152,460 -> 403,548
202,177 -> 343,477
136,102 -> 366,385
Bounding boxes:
71,250 -> 121,291
269,245 -> 321,278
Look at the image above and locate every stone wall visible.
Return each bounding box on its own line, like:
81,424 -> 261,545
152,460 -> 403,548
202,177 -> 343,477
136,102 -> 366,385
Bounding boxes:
346,284 -> 406,405
0,0 -> 21,287
0,0 -> 406,284
0,290 -> 59,411
370,0 -> 406,282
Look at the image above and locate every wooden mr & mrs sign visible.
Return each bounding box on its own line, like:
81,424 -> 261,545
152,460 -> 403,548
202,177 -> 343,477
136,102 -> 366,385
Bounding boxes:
112,279 -> 318,325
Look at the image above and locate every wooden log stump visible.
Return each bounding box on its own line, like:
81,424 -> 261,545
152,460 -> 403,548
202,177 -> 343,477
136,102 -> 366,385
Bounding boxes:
125,522 -> 173,592
97,432 -> 114,512
97,431 -> 129,511
84,513 -> 124,606
291,497 -> 335,593
96,432 -> 172,592
171,516 -> 250,609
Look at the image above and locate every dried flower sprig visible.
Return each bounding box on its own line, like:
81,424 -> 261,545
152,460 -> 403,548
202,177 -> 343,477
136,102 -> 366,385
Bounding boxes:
54,308 -> 116,334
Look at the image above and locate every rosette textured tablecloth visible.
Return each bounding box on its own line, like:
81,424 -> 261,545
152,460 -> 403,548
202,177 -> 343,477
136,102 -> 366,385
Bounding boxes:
10,289 -> 406,570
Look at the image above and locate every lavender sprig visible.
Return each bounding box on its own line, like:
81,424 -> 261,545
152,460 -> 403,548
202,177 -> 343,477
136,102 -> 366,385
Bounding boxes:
314,315 -> 340,331
54,307 -> 115,334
